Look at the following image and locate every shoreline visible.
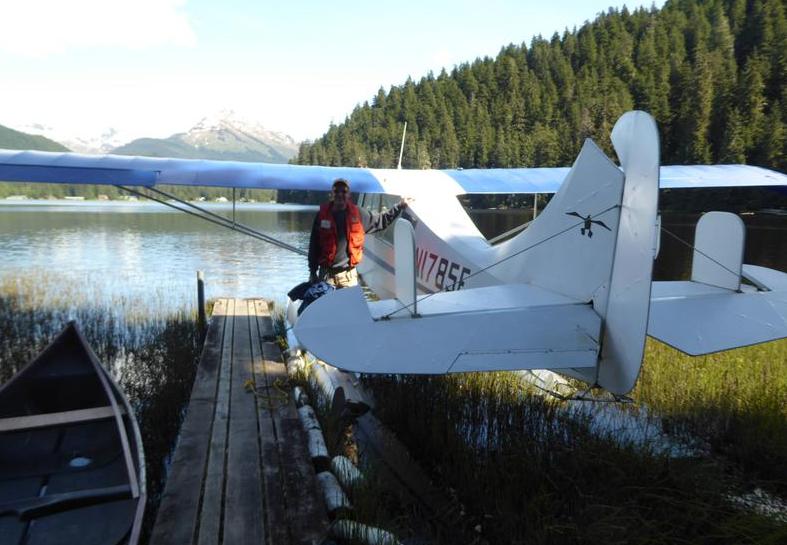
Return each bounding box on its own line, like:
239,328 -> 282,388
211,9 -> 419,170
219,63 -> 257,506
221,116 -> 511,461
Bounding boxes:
0,198 -> 318,210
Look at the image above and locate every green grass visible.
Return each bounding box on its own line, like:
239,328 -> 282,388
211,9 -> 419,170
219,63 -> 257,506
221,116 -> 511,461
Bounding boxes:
0,274 -> 201,545
634,339 -> 787,493
363,340 -> 787,544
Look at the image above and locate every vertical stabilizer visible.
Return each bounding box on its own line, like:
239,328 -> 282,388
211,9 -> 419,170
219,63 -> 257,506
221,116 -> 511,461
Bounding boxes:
491,139 -> 624,302
596,111 -> 660,395
691,212 -> 744,291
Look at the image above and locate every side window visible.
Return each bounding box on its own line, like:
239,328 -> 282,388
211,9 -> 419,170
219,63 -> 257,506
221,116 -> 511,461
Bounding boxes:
380,194 -> 399,212
358,192 -> 366,207
365,193 -> 381,213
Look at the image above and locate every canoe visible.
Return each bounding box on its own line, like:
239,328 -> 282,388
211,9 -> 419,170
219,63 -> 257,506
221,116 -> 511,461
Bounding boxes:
0,322 -> 146,545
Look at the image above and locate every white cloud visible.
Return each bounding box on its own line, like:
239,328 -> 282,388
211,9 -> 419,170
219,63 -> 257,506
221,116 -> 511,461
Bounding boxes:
0,72 -> 376,143
0,0 -> 196,56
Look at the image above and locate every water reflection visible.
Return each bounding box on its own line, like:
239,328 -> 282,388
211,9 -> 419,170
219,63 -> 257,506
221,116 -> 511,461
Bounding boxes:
0,201 -> 316,311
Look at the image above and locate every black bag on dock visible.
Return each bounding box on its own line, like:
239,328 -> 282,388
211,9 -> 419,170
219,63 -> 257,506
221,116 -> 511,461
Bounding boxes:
287,281 -> 312,302
298,281 -> 335,315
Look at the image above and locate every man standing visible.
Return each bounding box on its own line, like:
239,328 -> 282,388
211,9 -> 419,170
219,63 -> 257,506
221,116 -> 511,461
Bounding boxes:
308,178 -> 409,288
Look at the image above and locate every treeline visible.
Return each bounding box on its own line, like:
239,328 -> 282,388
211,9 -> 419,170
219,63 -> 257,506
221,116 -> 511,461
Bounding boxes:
293,0 -> 785,208
0,126 -> 279,202
0,182 -> 275,203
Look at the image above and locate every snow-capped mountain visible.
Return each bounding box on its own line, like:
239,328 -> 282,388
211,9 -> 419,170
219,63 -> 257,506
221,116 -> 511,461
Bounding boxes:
112,110 -> 299,163
184,110 -> 298,152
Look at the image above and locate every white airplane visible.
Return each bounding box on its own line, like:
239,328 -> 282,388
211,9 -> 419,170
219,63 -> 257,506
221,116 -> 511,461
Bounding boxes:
1,111 -> 786,396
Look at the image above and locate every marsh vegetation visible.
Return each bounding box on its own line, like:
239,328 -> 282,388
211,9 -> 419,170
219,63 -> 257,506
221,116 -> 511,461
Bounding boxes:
363,339 -> 787,544
0,274 -> 201,543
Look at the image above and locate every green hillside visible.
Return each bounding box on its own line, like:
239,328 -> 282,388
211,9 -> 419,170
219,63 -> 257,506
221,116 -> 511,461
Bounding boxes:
0,127 -> 277,201
0,124 -> 68,152
295,0 -> 785,175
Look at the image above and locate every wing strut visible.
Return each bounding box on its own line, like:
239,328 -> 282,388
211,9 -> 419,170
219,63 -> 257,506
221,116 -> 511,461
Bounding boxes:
116,185 -> 307,256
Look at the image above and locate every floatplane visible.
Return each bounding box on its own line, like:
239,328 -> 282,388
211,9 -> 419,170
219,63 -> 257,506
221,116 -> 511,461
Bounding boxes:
1,111 -> 785,397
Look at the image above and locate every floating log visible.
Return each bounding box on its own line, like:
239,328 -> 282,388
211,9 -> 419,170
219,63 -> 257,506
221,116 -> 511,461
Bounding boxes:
285,300 -> 301,333
311,360 -> 371,416
316,471 -> 351,518
331,456 -> 365,491
285,329 -> 303,358
286,353 -> 308,377
311,363 -> 336,405
292,386 -> 310,408
297,405 -> 329,470
330,520 -> 401,545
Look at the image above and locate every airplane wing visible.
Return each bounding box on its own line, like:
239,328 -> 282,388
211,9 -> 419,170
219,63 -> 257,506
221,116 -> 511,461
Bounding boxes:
0,149 -> 387,192
0,149 -> 784,196
446,164 -> 786,193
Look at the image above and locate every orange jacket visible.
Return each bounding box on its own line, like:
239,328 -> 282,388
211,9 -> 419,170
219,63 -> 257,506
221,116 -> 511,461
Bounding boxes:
317,201 -> 365,268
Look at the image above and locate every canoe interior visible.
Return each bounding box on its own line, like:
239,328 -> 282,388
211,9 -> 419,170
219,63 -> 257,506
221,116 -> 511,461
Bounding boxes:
0,323 -> 144,545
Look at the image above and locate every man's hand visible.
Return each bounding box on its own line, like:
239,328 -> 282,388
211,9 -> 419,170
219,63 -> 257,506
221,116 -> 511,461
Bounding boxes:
399,196 -> 415,208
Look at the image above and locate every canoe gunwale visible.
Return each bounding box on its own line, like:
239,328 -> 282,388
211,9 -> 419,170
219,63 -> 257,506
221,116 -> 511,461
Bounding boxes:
0,320 -> 147,545
69,322 -> 147,544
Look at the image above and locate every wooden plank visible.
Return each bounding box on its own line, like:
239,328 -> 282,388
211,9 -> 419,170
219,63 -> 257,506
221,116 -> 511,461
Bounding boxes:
254,300 -> 329,545
222,299 -> 265,545
196,299 -> 236,545
149,299 -> 228,545
0,406 -> 120,432
250,300 -> 290,545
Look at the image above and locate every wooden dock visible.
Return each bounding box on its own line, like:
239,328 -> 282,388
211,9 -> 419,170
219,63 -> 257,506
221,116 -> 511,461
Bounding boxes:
150,298 -> 328,545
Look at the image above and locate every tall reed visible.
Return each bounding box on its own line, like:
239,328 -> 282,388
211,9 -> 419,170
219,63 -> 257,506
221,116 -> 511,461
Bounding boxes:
635,339 -> 787,493
0,274 -> 201,544
365,368 -> 787,544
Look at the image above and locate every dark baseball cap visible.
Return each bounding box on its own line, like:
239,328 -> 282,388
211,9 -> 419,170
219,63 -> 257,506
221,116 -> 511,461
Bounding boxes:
332,178 -> 350,191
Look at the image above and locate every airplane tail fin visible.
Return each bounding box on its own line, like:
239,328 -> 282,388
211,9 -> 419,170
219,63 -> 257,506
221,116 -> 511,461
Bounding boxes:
490,111 -> 660,394
489,139 -> 625,303
595,111 -> 660,395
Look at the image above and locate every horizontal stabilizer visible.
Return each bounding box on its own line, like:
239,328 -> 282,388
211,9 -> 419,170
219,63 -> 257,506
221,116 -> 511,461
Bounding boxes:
294,285 -> 600,374
648,270 -> 787,355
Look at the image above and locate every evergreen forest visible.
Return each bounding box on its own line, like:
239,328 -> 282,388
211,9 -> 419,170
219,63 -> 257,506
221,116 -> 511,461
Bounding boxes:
290,0 -> 785,208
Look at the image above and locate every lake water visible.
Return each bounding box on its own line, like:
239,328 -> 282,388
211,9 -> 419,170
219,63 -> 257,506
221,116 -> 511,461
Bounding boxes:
0,200 -> 785,313
0,200 -> 316,312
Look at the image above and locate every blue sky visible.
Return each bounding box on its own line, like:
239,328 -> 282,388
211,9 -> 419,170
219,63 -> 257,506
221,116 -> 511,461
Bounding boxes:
0,0 -> 665,142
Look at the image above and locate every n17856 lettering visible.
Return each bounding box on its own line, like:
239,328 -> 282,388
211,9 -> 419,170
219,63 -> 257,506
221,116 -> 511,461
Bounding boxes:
416,248 -> 471,291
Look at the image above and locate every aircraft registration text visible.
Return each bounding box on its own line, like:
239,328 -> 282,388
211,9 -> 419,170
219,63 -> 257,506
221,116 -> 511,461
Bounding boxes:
416,248 -> 471,291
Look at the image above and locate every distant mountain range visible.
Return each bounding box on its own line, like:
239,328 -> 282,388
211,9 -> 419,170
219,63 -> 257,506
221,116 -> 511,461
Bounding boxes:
0,111 -> 299,163
0,124 -> 69,152
114,111 -> 298,163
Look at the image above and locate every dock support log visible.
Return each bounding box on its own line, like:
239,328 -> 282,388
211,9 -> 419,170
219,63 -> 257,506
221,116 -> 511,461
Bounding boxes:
197,271 -> 206,333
